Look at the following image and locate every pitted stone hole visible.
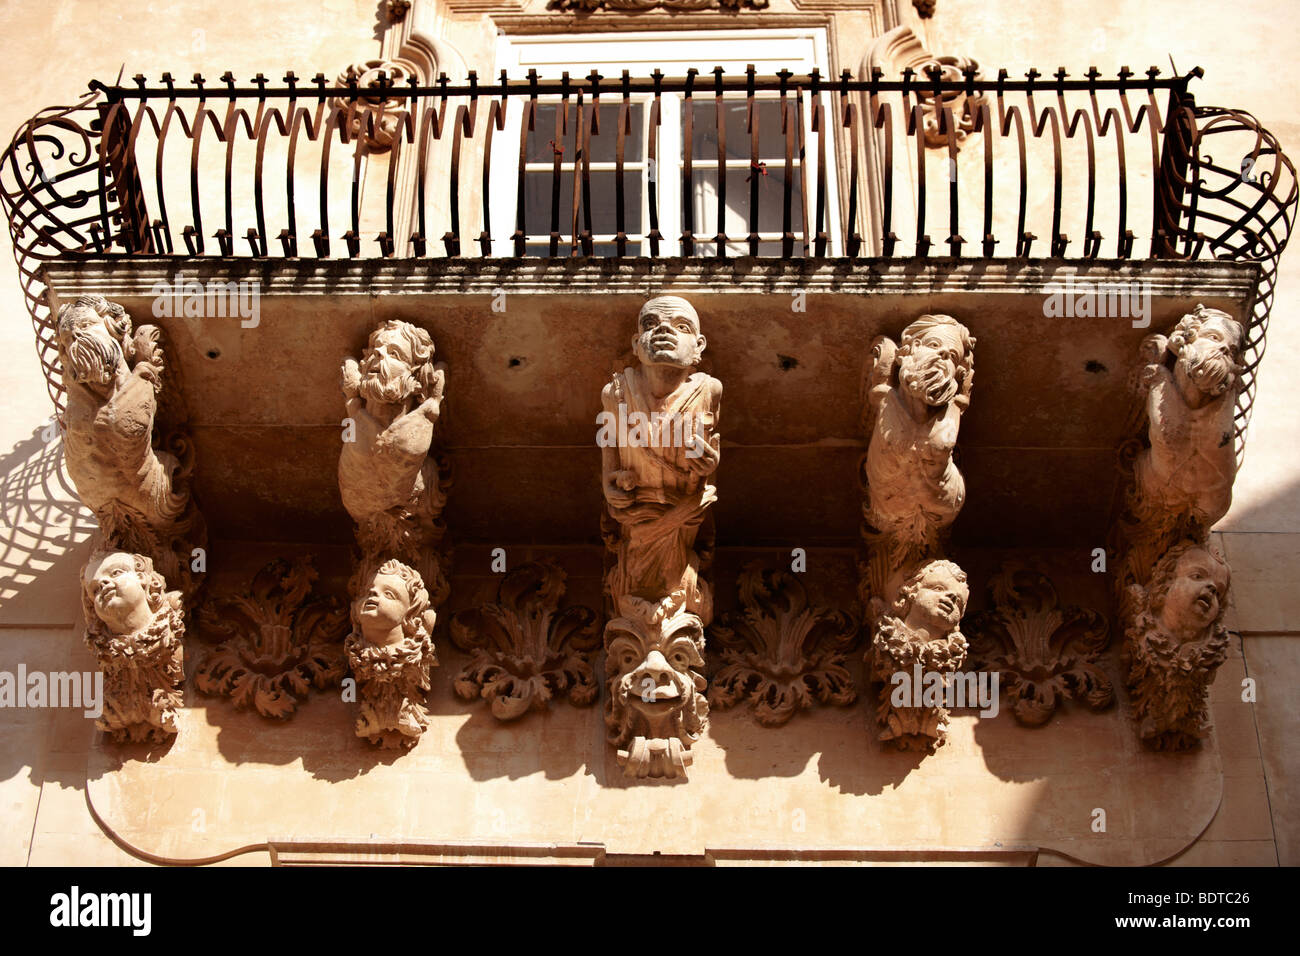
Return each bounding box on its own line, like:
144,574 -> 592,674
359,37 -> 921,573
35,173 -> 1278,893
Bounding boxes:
508,356 -> 526,369
777,354 -> 799,371
1084,359 -> 1107,374
206,348 -> 221,360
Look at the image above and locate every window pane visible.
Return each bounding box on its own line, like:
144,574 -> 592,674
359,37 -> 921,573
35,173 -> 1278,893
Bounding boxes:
522,170 -> 643,237
688,166 -> 803,238
526,103 -> 644,165
685,99 -> 790,162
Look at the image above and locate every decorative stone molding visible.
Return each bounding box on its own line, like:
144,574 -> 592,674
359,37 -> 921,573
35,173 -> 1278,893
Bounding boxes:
1116,305 -> 1245,590
1123,540 -> 1231,751
709,563 -> 859,726
194,558 -> 349,719
605,596 -> 708,779
333,60 -> 412,152
450,560 -> 600,721
600,295 -> 721,777
55,295 -> 206,600
861,27 -> 984,151
546,0 -> 768,10
339,319 -> 451,609
859,313 -> 974,614
967,563 -> 1113,727
81,550 -> 185,744
345,558 -> 438,749
866,559 -> 969,752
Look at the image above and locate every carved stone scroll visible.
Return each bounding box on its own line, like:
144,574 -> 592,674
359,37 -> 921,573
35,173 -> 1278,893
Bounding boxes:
194,557 -> 349,718
967,562 -> 1113,727
339,319 -> 451,608
81,549 -> 185,744
56,295 -> 206,600
345,558 -> 438,749
867,559 -> 970,752
450,560 -> 599,721
709,563 -> 859,726
599,295 -> 720,777
1124,541 -> 1231,751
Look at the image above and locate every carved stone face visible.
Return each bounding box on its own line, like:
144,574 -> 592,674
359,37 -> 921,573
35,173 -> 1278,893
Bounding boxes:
608,612 -> 705,725
1175,311 -> 1243,397
1159,548 -> 1229,639
357,570 -> 413,645
83,551 -> 150,634
58,305 -> 124,386
358,327 -> 419,405
900,321 -> 966,406
633,296 -> 705,369
902,563 -> 969,636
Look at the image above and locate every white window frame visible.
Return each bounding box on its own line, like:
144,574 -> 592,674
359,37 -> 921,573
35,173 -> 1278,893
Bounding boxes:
491,28 -> 841,257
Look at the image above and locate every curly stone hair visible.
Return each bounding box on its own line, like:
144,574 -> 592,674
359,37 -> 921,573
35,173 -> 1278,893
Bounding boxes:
891,558 -> 970,620
1168,304 -> 1243,357
1147,540 -> 1230,616
57,294 -> 135,357
352,557 -> 434,644
80,549 -> 170,634
368,319 -> 439,399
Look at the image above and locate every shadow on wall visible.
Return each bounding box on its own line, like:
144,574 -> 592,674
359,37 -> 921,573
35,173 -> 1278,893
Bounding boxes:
0,423 -> 96,626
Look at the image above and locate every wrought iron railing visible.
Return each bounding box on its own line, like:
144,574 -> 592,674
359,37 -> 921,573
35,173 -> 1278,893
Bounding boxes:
2,67 -> 1295,457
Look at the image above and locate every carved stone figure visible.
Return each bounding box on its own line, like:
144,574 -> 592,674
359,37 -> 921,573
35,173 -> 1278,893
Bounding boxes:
605,596 -> 708,779
860,314 -> 975,612
345,558 -> 438,749
599,295 -> 721,777
56,295 -> 205,598
1125,541 -> 1231,751
600,295 -> 721,621
1118,305 -> 1244,584
709,563 -> 859,727
867,559 -> 970,752
967,562 -> 1113,727
339,319 -> 450,607
450,560 -> 599,721
194,557 -> 349,718
81,549 -> 185,744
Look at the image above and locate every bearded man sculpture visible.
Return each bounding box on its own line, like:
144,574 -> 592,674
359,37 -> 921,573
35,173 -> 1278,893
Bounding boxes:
860,314 -> 975,613
868,559 -> 970,752
81,549 -> 185,744
339,320 -> 450,607
57,295 -> 205,599
345,558 -> 438,749
1125,541 -> 1231,751
599,296 -> 720,778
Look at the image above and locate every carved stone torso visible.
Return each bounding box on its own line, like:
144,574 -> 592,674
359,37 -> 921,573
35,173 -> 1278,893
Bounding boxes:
1138,376 -> 1236,525
608,366 -> 718,505
865,390 -> 964,530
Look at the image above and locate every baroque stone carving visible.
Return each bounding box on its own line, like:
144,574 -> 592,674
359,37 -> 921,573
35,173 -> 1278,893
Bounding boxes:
867,560 -> 969,752
547,0 -> 768,10
1124,541 -> 1231,751
967,562 -> 1113,727
345,558 -> 438,749
600,295 -> 720,777
339,319 -> 450,607
81,549 -> 185,744
605,596 -> 708,779
450,560 -> 599,721
859,314 -> 975,610
194,557 -> 349,718
1117,305 -> 1244,587
56,295 -> 206,599
708,563 -> 859,726
913,55 -> 985,148
912,0 -> 936,17
334,60 -> 412,151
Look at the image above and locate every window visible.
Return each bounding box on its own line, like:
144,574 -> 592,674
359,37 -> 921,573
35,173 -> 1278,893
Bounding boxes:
491,29 -> 841,257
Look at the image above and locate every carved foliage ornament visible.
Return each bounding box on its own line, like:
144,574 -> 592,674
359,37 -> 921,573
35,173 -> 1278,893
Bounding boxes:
346,558 -> 438,749
194,558 -> 349,718
82,550 -> 185,743
333,61 -> 413,151
968,563 -> 1113,727
451,560 -> 600,721
709,563 -> 859,727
